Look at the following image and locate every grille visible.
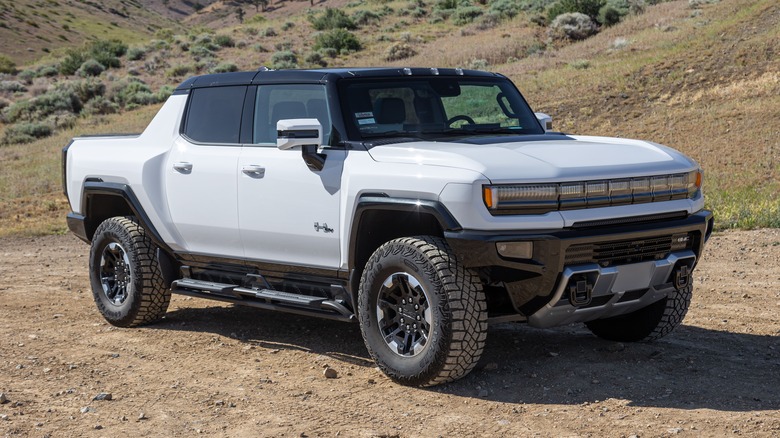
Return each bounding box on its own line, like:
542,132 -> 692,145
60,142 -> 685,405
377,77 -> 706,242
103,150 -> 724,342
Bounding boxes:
565,232 -> 693,267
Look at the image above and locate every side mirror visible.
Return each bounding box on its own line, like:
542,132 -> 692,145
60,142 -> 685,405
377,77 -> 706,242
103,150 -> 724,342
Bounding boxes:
276,118 -> 326,171
277,118 -> 322,150
535,112 -> 552,132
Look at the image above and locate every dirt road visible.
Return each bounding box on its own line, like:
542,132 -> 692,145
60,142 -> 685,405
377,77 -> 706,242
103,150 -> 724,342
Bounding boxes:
1,230 -> 779,437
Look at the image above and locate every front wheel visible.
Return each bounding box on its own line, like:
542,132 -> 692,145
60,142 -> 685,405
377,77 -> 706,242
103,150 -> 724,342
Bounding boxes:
358,236 -> 487,386
89,216 -> 171,327
585,284 -> 693,342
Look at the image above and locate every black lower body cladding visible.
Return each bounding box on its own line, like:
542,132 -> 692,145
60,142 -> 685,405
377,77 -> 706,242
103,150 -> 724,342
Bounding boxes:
444,210 -> 713,315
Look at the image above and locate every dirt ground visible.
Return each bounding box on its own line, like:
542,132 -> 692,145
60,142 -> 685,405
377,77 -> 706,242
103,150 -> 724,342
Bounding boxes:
1,230 -> 779,437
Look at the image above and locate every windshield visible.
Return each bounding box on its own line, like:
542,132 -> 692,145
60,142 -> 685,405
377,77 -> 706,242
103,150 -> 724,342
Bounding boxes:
339,77 -> 544,141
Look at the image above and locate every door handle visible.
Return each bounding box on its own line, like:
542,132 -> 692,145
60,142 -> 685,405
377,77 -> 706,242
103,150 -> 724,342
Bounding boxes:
242,165 -> 265,178
173,162 -> 193,173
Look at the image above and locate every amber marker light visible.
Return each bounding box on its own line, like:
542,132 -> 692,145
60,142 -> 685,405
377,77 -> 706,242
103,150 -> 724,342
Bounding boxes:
483,186 -> 494,209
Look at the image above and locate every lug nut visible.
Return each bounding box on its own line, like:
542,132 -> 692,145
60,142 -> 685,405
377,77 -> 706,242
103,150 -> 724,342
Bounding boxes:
400,318 -> 404,324
414,304 -> 419,310
406,325 -> 410,330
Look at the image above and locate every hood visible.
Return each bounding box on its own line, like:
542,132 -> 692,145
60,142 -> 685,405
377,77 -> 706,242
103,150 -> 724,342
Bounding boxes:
365,135 -> 697,182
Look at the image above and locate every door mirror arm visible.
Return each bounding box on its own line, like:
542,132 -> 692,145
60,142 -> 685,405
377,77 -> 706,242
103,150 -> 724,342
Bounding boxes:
302,145 -> 326,171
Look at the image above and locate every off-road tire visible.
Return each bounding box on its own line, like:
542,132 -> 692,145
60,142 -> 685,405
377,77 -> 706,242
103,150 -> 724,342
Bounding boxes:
89,216 -> 170,327
585,284 -> 693,342
358,236 -> 487,387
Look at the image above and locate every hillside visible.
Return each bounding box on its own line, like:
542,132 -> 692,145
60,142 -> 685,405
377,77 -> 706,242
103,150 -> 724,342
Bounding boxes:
0,0 -> 778,236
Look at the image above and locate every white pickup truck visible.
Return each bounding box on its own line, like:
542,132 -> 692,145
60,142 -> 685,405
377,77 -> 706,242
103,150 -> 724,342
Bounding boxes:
63,67 -> 712,386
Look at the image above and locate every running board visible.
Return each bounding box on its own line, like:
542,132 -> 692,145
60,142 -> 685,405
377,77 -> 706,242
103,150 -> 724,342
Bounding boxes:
171,279 -> 355,322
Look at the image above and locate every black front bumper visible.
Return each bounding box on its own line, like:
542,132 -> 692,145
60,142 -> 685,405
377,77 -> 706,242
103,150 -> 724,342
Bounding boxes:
444,210 -> 714,315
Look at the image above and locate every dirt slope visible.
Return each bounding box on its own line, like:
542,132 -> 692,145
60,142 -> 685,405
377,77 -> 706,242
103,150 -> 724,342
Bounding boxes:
0,230 -> 779,437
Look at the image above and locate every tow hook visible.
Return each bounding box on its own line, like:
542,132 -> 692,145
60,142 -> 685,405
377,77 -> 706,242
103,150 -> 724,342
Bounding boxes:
674,265 -> 690,289
569,278 -> 593,306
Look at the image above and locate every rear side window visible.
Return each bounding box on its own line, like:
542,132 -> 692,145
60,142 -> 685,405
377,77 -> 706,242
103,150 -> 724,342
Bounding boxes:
183,86 -> 247,144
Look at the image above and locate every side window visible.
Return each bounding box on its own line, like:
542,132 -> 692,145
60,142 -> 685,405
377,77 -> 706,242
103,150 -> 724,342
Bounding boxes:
183,86 -> 247,144
253,84 -> 331,145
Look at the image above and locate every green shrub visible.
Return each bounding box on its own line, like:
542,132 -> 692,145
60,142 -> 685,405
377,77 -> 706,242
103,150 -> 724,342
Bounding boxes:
476,11 -> 502,28
109,79 -> 162,108
81,95 -> 119,116
435,0 -> 460,10
304,52 -> 328,67
490,0 -> 522,18
548,11 -> 599,39
57,79 -> 106,105
352,10 -> 381,25
384,42 -> 416,61
253,43 -> 269,52
3,90 -> 78,123
36,66 -> 59,77
147,39 -> 171,50
213,34 -> 235,48
320,47 -> 338,58
263,27 -> 277,37
59,49 -> 87,75
156,85 -> 174,102
190,46 -> 214,59
17,70 -> 35,84
210,62 -> 238,73
77,59 -> 105,77
167,64 -> 194,77
453,6 -> 484,24
313,29 -> 362,53
127,47 -> 146,61
0,54 -> 17,74
281,21 -> 295,31
548,0 -> 605,21
270,51 -> 298,69
88,39 -> 127,68
517,0 -> 557,12
0,81 -> 27,93
309,8 -> 357,30
2,122 -> 52,145
468,58 -> 489,69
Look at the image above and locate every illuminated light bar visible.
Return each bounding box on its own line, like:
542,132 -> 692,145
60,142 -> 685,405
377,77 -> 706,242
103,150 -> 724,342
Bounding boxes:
483,170 -> 702,215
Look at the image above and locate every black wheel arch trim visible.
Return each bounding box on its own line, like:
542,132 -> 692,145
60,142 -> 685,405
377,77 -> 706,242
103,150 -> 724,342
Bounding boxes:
347,194 -> 462,305
348,194 -> 462,267
76,181 -> 173,254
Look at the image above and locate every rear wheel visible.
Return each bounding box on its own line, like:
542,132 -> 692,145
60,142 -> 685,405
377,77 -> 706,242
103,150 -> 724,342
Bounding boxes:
89,217 -> 170,327
585,284 -> 692,342
358,236 -> 487,386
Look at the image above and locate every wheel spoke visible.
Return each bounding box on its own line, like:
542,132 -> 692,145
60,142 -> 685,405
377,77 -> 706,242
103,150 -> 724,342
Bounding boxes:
99,241 -> 130,306
376,271 -> 432,358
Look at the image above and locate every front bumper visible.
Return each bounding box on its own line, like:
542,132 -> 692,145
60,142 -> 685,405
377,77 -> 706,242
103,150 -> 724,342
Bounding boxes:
445,210 -> 713,319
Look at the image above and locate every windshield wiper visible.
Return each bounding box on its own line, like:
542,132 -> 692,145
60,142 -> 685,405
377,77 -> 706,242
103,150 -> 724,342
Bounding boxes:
423,127 -> 521,136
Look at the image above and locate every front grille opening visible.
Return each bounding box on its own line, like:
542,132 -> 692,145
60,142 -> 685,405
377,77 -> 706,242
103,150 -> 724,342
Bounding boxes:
565,232 -> 693,267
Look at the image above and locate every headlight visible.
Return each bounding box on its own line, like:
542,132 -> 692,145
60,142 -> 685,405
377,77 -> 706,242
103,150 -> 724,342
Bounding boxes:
483,169 -> 702,215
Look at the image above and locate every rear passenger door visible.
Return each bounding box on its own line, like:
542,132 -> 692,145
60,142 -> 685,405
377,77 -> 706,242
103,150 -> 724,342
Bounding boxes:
165,85 -> 247,258
237,84 -> 345,269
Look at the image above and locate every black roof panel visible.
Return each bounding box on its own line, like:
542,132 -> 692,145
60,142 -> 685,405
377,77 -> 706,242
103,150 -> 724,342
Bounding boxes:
175,67 -> 505,90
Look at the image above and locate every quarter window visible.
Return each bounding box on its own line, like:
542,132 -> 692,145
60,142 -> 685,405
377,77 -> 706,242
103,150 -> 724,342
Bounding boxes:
183,86 -> 247,144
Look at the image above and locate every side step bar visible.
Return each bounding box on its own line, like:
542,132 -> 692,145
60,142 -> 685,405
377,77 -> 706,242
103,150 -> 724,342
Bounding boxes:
171,279 -> 355,322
